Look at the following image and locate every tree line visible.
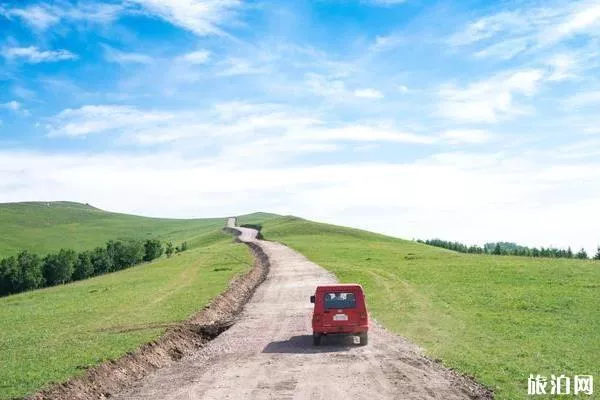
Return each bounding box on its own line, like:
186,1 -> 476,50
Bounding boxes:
418,239 -> 600,260
0,239 -> 189,297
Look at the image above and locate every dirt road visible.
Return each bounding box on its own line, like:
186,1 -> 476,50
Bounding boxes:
114,225 -> 489,400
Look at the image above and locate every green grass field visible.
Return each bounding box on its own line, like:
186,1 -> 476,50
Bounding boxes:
0,203 -> 277,399
0,230 -> 252,399
250,216 -> 600,399
0,202 -> 276,258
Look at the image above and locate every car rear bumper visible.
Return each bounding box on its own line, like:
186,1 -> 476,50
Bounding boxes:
313,325 -> 368,335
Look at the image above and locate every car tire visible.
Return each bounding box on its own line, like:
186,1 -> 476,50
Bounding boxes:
313,333 -> 322,346
359,333 -> 368,346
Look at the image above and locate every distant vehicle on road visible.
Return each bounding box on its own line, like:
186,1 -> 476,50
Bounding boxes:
310,284 -> 369,346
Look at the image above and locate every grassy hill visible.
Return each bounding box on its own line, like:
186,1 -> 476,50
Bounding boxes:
4,205 -> 597,399
0,233 -> 252,399
245,215 -> 600,400
0,202 -> 275,258
0,203 -> 276,399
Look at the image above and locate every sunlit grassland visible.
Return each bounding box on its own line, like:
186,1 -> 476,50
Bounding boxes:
252,216 -> 600,399
0,231 -> 252,399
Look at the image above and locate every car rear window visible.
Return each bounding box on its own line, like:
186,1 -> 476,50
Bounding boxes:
323,292 -> 357,309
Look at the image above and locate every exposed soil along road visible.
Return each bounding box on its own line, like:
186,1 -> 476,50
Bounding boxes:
115,223 -> 490,400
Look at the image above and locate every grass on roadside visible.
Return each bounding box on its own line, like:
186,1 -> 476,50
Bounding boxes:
0,231 -> 252,400
252,216 -> 600,400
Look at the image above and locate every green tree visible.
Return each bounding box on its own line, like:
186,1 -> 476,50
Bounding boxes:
165,242 -> 174,258
107,240 -> 144,270
106,240 -> 125,270
493,243 -> 502,255
72,251 -> 94,281
143,239 -> 163,261
593,247 -> 600,260
91,247 -> 112,275
576,248 -> 588,260
43,249 -> 76,286
180,241 -> 189,252
16,251 -> 44,291
121,240 -> 145,267
0,257 -> 18,296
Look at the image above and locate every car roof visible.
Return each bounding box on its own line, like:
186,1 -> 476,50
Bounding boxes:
315,284 -> 363,291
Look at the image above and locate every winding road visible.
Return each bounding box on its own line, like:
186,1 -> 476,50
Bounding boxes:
114,220 -> 488,400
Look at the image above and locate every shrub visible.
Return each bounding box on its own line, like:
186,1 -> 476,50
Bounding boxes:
91,247 -> 112,275
107,240 -> 144,270
43,249 -> 77,286
0,257 -> 18,296
165,242 -> 174,258
0,237 -> 165,297
72,251 -> 94,281
576,248 -> 588,260
143,239 -> 163,261
17,251 -> 45,291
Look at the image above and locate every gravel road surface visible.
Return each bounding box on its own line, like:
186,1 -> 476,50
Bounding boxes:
114,225 -> 489,400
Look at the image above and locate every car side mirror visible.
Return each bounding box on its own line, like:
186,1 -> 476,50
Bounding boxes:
310,295 -> 315,303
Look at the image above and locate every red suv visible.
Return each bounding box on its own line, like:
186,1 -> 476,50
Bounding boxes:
310,284 -> 369,346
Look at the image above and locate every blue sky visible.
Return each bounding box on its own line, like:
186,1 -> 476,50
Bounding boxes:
1,0 -> 600,253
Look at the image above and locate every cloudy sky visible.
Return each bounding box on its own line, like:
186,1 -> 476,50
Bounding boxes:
1,0 -> 599,252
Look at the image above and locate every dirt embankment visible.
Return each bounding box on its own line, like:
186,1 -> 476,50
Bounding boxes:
28,228 -> 268,400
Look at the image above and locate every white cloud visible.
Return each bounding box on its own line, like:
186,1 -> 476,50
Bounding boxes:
305,73 -> 347,97
47,105 -> 175,137
439,129 -> 493,145
2,46 -> 77,63
1,101 -> 22,112
103,46 -> 153,64
543,1 -> 600,45
128,0 -> 242,36
545,53 -> 578,81
0,100 -> 30,116
437,69 -> 544,123
45,103 -> 438,152
354,88 -> 384,99
370,34 -> 405,52
294,125 -> 434,144
178,50 -> 211,64
306,74 -> 387,101
2,1 -> 236,36
1,2 -> 124,30
216,57 -> 269,76
449,1 -> 600,60
474,38 -> 529,60
1,4 -> 60,30
0,149 -> 598,254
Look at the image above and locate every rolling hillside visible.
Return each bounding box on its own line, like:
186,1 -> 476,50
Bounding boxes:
3,205 -> 597,400
0,203 -> 275,399
245,215 -> 600,399
0,202 -> 274,258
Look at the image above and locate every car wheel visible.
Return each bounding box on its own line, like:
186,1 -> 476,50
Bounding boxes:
359,333 -> 368,346
313,333 -> 322,346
